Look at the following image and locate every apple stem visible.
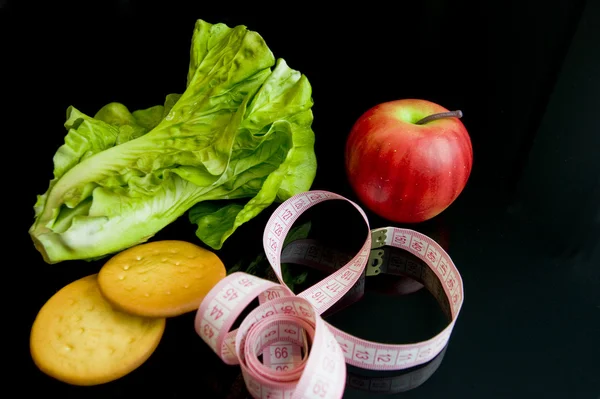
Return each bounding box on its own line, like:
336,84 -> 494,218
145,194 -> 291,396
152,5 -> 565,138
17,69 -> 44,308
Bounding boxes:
415,110 -> 463,125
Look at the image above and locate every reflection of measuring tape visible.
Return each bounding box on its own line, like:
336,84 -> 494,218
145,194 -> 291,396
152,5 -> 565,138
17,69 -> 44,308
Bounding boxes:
195,190 -> 464,399
345,344 -> 448,395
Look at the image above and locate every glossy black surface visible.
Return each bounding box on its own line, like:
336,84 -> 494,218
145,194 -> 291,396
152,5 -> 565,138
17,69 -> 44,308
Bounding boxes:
5,0 -> 599,397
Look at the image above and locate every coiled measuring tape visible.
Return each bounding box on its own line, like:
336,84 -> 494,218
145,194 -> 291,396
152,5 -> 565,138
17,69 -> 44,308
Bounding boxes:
195,190 -> 464,399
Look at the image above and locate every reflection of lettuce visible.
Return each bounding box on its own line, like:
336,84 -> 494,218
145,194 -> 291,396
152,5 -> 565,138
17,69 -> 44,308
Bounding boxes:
228,221 -> 311,291
29,19 -> 317,264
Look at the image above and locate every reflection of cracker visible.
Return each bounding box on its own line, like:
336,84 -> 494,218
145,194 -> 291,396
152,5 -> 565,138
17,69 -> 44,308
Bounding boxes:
30,274 -> 165,386
98,240 -> 226,317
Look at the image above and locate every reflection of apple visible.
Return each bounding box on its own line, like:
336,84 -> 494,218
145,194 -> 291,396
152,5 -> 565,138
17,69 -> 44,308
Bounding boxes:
345,99 -> 473,223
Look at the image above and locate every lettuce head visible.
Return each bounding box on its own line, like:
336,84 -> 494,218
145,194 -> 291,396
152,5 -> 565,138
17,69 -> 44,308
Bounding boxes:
29,19 -> 317,264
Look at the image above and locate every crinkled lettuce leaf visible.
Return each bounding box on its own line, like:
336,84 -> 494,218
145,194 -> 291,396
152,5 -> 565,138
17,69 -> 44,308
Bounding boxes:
188,60 -> 316,249
30,19 -> 316,263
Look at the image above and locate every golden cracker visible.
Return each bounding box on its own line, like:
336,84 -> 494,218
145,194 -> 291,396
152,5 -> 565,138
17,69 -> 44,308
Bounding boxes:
98,240 -> 226,318
30,274 -> 165,386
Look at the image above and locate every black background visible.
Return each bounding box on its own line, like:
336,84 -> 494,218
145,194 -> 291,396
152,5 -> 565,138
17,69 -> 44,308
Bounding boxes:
2,0 -> 599,397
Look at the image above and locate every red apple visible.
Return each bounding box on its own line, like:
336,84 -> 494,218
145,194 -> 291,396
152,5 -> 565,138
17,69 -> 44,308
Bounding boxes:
345,99 -> 473,223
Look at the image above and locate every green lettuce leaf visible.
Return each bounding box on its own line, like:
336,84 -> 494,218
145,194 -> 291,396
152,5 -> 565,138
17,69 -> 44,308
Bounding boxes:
188,57 -> 316,249
29,19 -> 316,263
93,102 -> 154,144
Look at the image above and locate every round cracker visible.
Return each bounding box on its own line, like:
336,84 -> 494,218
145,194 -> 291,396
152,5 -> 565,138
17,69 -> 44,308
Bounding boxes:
98,240 -> 226,318
30,274 -> 165,386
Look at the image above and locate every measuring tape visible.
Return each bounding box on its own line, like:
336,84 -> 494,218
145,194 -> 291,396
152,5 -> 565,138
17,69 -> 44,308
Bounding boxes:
195,190 -> 464,399
279,238 -> 433,313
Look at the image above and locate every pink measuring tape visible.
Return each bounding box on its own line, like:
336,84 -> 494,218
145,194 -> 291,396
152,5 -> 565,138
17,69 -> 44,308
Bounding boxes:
195,190 -> 464,399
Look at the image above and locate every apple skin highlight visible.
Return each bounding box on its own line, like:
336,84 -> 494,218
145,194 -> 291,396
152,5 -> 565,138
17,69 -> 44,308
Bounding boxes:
345,99 -> 473,224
